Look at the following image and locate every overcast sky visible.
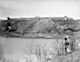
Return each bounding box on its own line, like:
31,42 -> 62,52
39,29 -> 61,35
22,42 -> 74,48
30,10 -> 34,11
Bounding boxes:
0,0 -> 80,19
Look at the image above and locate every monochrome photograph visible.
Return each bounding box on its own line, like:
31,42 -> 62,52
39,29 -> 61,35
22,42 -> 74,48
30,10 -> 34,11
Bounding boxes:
0,0 -> 80,62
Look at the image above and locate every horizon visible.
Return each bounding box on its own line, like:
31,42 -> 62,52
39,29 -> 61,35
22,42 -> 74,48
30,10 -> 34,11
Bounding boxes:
0,16 -> 80,20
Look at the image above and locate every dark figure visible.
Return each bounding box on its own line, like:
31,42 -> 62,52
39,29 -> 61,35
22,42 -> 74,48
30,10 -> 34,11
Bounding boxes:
64,37 -> 70,46
1,19 -> 17,33
64,39 -> 75,55
64,37 -> 67,41
64,41 -> 70,55
65,41 -> 69,46
64,37 -> 71,54
7,17 -> 11,20
2,21 -> 12,32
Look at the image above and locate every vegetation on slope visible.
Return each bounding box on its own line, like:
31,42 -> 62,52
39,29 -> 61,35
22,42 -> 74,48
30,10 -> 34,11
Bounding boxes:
0,16 -> 80,37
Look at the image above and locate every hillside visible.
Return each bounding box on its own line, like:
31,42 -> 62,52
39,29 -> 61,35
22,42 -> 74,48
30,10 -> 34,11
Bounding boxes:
0,16 -> 80,38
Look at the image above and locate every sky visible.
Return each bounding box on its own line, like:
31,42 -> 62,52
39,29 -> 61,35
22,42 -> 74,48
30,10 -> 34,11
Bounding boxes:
0,0 -> 80,19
